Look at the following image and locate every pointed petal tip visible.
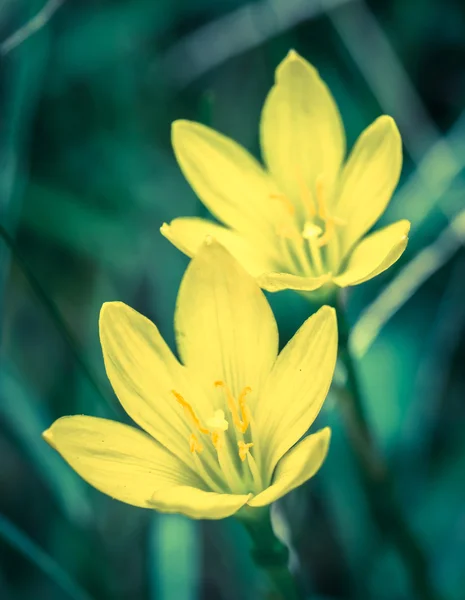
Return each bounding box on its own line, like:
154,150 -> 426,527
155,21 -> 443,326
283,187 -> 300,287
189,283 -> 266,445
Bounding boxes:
99,301 -> 131,325
374,114 -> 400,135
42,427 -> 56,449
286,48 -> 300,60
160,222 -> 171,237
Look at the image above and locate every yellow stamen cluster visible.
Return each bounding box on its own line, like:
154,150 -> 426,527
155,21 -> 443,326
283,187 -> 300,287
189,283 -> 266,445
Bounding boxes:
214,381 -> 251,434
271,172 -> 345,249
172,384 -> 253,458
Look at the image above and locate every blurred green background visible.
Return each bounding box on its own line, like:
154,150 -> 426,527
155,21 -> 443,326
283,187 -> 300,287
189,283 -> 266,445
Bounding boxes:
1,0 -> 465,598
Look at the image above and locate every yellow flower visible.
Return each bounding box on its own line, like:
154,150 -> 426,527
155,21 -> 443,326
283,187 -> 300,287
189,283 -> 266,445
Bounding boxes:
43,242 -> 337,519
161,50 -> 410,293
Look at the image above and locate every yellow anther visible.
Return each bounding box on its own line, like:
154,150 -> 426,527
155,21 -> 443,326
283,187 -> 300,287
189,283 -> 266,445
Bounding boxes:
238,441 -> 254,462
294,167 -> 316,218
237,386 -> 252,434
189,433 -> 203,454
215,381 -> 251,434
171,390 -> 210,435
211,430 -> 223,450
270,193 -> 295,215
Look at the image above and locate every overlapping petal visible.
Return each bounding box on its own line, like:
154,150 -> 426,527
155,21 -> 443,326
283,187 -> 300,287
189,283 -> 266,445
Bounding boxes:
151,486 -> 251,519
248,428 -> 331,507
260,50 -> 345,215
333,219 -> 410,287
172,120 -> 280,252
336,116 -> 402,252
175,241 -> 278,402
99,301 -> 210,466
254,306 -> 337,479
161,217 -> 276,277
43,416 -> 202,508
257,271 -> 331,292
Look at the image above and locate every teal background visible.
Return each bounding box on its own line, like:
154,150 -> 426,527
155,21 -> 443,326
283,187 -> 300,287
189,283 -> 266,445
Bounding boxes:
1,0 -> 465,598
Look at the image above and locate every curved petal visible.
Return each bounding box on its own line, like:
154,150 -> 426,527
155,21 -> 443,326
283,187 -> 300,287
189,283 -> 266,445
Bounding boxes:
175,240 -> 278,405
333,220 -> 410,287
248,428 -> 330,507
160,218 -> 275,277
43,416 -> 201,508
151,486 -> 251,520
257,271 -> 331,292
336,116 -> 402,252
255,306 -> 337,479
99,301 -> 210,467
172,120 -> 280,251
260,50 -> 345,215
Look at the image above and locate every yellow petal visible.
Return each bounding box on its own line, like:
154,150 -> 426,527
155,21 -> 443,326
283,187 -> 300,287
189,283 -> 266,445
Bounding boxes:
99,301 -> 210,466
257,271 -> 331,292
248,428 -> 330,507
260,50 -> 345,214
151,486 -> 251,520
175,240 -> 278,401
333,220 -> 410,287
160,218 -> 275,277
336,116 -> 402,252
172,120 -> 279,251
43,416 -> 201,508
255,306 -> 337,480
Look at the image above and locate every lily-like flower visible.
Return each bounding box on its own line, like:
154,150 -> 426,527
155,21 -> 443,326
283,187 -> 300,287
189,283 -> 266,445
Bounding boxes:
43,242 -> 337,519
161,50 -> 410,293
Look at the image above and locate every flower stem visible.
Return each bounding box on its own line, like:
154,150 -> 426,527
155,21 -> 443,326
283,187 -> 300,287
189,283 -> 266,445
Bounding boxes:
336,305 -> 441,600
242,509 -> 303,600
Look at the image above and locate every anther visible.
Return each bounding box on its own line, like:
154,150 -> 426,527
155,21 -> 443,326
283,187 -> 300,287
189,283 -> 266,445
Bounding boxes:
270,193 -> 295,215
238,441 -> 254,462
294,167 -> 316,218
238,386 -> 252,434
171,390 -> 209,435
189,433 -> 203,454
215,381 -> 251,434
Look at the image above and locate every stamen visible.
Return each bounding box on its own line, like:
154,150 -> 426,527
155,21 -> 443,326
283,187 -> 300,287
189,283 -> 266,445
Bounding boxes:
294,167 -> 316,218
303,222 -> 324,274
238,386 -> 252,434
189,433 -> 203,454
316,218 -> 335,247
270,193 -> 295,215
238,441 -> 254,462
211,431 -> 223,450
215,381 -> 251,434
171,390 -> 209,435
315,174 -> 328,219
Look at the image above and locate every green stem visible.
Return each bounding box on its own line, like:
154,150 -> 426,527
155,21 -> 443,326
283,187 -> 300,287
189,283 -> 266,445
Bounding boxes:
242,510 -> 303,600
336,305 -> 441,600
0,223 -> 118,416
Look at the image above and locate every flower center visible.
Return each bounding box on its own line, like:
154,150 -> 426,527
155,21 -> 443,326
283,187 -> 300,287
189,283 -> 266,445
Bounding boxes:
270,172 -> 345,275
171,383 -> 262,494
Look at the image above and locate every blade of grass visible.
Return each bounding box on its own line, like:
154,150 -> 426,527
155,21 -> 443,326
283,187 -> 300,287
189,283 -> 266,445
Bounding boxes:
0,223 -> 119,417
1,0 -> 64,55
0,512 -> 94,600
350,207 -> 465,358
325,0 -> 450,163
0,361 -> 92,525
161,0 -> 354,88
